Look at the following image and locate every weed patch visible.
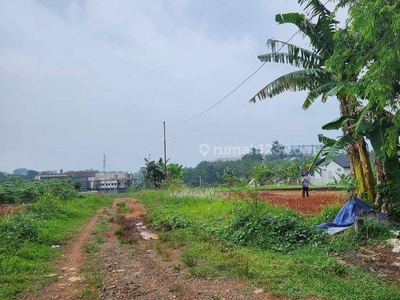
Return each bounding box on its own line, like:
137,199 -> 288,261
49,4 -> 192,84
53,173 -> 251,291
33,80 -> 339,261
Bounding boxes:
223,206 -> 323,253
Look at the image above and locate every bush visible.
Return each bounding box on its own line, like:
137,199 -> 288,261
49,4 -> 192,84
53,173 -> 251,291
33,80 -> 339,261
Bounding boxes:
0,179 -> 78,204
223,209 -> 323,253
0,214 -> 42,249
150,213 -> 191,231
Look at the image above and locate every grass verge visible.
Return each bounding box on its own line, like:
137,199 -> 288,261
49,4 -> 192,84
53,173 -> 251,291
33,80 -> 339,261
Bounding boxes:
135,189 -> 400,300
0,194 -> 112,299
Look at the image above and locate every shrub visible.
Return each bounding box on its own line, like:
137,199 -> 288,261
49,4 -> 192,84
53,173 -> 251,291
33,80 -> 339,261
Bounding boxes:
0,179 -> 78,204
0,214 -> 42,248
150,213 -> 191,231
223,209 -> 323,253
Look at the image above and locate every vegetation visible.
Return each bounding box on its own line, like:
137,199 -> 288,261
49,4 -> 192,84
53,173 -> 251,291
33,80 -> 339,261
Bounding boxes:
325,0 -> 400,217
249,0 -> 376,203
0,179 -> 80,204
249,0 -> 400,218
183,145 -> 313,187
136,189 -> 399,299
0,180 -> 111,299
143,158 -> 184,188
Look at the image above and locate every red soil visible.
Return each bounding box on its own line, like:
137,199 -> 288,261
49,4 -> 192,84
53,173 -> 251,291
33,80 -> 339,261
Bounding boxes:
0,204 -> 24,216
227,189 -> 348,214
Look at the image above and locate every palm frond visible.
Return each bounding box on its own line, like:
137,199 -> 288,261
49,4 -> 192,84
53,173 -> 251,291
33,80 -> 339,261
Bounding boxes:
315,133 -> 354,166
258,39 -> 323,68
275,12 -> 335,59
302,81 -> 336,109
298,0 -> 333,19
249,69 -> 330,103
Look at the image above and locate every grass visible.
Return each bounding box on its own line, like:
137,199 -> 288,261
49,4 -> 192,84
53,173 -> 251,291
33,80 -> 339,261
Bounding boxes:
78,215 -> 112,299
0,194 -> 112,299
135,189 -> 400,300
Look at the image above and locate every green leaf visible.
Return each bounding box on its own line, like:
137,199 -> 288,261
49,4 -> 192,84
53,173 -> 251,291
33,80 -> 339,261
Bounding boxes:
322,116 -> 356,130
327,84 -> 343,96
308,134 -> 353,171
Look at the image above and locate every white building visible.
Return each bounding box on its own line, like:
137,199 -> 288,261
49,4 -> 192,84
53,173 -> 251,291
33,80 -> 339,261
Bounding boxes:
311,154 -> 351,185
88,172 -> 132,193
284,144 -> 322,156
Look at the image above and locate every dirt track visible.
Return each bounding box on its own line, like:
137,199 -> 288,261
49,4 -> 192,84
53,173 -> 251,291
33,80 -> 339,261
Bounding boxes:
17,193 -> 400,299
22,198 -> 274,300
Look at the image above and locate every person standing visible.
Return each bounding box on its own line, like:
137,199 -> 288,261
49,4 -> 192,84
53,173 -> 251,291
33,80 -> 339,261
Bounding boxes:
301,173 -> 309,198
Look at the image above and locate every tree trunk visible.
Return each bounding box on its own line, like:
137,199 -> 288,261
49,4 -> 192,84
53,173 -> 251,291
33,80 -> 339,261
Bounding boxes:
355,139 -> 376,201
338,94 -> 376,202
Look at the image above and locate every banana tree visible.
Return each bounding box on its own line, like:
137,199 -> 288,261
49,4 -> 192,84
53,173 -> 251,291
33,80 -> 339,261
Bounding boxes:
314,109 -> 400,215
249,0 -> 375,201
324,0 -> 400,216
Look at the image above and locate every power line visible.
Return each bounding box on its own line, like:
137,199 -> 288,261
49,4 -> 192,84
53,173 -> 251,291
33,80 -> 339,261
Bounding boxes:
179,29 -> 300,124
179,0 -> 332,124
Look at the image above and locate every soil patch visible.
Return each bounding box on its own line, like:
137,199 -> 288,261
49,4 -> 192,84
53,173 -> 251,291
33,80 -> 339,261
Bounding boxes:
333,241 -> 400,283
0,204 -> 24,216
224,189 -> 348,214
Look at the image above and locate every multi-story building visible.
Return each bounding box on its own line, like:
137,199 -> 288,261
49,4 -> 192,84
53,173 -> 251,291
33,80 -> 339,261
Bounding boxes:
89,171 -> 132,193
36,170 -> 134,193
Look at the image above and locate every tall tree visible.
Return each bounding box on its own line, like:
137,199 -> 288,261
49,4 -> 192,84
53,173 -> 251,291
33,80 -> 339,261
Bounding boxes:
249,0 -> 375,201
270,140 -> 286,159
327,0 -> 400,215
241,147 -> 263,162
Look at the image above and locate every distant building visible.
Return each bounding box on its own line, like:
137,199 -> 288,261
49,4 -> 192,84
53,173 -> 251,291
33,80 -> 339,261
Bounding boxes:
214,157 -> 241,162
284,144 -> 322,156
35,174 -> 69,180
64,170 -> 97,190
89,171 -> 132,193
311,154 -> 351,185
36,170 -> 134,194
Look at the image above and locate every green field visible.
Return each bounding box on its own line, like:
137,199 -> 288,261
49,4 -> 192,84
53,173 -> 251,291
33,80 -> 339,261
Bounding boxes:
136,188 -> 400,300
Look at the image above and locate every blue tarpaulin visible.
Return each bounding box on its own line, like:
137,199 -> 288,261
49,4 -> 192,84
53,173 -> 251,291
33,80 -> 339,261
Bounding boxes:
318,196 -> 388,234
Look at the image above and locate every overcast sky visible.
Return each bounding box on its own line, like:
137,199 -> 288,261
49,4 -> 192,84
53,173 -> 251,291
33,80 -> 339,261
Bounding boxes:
0,0 -> 342,173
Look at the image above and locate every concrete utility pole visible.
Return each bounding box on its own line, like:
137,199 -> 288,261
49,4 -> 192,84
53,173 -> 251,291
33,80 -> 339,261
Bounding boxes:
163,121 -> 168,183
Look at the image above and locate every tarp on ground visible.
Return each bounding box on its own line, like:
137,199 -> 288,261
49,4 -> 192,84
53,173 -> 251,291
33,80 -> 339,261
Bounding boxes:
318,196 -> 388,234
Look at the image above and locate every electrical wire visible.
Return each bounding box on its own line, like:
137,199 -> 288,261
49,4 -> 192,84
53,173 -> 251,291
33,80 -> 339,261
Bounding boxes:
179,0 -> 331,124
179,29 -> 300,124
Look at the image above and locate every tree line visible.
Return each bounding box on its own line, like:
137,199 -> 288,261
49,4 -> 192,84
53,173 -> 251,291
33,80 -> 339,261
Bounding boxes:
144,143 -> 313,188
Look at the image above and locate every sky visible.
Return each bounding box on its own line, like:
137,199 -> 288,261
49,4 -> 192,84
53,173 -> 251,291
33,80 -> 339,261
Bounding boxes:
0,0 -> 343,173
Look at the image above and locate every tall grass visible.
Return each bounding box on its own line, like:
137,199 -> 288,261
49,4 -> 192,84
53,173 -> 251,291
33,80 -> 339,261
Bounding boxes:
0,193 -> 111,299
136,189 -> 400,299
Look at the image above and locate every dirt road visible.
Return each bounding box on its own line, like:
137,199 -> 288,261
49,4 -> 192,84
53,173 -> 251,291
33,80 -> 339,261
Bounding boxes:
24,198 -> 274,300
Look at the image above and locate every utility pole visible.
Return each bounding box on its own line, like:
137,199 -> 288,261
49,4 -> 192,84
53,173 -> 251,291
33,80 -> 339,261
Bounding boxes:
163,121 -> 168,184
